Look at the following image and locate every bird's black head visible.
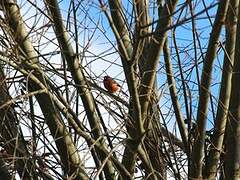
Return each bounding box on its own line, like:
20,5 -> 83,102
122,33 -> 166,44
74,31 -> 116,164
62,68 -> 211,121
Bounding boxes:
104,76 -> 111,81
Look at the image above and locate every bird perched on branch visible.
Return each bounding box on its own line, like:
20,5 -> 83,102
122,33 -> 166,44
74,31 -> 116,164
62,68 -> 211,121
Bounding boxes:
103,75 -> 121,93
103,75 -> 129,97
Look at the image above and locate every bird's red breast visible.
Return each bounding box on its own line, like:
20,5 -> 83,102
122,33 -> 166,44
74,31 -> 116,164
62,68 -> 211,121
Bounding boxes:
103,76 -> 121,93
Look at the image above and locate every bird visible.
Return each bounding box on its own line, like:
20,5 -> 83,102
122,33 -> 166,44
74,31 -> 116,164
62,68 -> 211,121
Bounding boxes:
103,75 -> 121,93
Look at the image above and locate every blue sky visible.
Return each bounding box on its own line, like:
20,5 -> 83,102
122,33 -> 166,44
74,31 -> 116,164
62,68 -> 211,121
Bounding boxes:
55,0 -> 223,132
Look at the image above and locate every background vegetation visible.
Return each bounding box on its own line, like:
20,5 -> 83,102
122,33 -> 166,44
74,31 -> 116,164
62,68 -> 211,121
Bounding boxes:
0,0 -> 238,179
